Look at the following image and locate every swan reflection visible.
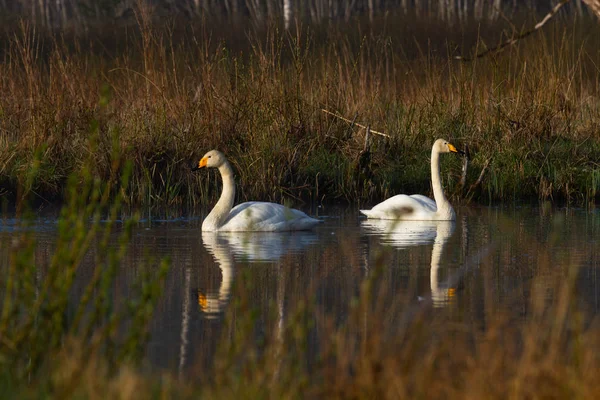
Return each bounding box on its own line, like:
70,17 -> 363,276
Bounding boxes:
361,219 -> 456,307
199,231 -> 318,316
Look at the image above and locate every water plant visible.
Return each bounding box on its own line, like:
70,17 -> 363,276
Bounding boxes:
0,128 -> 169,397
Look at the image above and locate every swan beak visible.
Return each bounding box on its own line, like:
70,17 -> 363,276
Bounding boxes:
448,143 -> 466,155
191,157 -> 208,172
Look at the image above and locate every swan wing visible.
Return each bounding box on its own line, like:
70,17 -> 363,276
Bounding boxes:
359,194 -> 437,220
408,195 -> 437,210
219,202 -> 321,232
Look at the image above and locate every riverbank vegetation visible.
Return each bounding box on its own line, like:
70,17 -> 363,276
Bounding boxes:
1,8 -> 600,214
2,6 -> 600,397
0,142 -> 170,397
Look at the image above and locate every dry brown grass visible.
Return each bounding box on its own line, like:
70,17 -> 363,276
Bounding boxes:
0,15 -> 599,212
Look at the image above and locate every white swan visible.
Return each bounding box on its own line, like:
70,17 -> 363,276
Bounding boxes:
193,150 -> 321,232
360,138 -> 463,221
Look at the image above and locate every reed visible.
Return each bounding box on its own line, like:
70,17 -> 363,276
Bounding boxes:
0,14 -> 599,213
0,127 -> 170,397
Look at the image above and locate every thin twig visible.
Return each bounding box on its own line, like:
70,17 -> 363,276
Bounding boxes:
466,157 -> 492,199
321,109 -> 390,138
455,0 -> 571,62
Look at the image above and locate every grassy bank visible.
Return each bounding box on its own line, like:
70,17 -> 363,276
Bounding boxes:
1,14 -> 600,212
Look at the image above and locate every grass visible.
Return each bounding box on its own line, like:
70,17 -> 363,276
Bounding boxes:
0,133 -> 170,398
1,129 -> 600,398
0,13 -> 599,212
0,13 -> 600,395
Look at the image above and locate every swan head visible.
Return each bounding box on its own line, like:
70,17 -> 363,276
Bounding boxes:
434,138 -> 464,155
192,150 -> 227,171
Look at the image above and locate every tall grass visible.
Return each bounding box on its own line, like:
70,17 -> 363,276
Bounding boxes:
0,126 -> 169,397
0,14 -> 599,212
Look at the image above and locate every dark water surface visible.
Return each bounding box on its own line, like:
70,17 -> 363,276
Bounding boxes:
1,206 -> 599,374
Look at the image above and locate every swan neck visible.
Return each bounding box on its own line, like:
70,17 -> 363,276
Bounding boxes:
431,148 -> 448,210
204,161 -> 236,230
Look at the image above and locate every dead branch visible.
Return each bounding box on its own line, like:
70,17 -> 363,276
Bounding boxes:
466,157 -> 492,200
455,0 -> 571,62
321,109 -> 390,138
363,125 -> 371,152
344,113 -> 359,140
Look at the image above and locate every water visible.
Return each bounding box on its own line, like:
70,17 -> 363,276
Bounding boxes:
1,206 -> 599,374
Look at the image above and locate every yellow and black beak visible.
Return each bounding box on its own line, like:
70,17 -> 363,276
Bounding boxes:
191,157 -> 208,172
197,290 -> 208,311
448,143 -> 466,156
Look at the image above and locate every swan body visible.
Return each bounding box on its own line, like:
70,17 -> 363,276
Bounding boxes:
360,138 -> 462,221
193,150 -> 321,232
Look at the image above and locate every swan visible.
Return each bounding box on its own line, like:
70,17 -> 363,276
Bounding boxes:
360,138 -> 463,221
192,150 -> 321,231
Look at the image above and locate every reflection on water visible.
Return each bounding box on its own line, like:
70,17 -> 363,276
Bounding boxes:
361,219 -> 455,307
1,206 -> 600,373
361,219 -> 456,307
197,233 -> 235,317
199,231 -> 319,316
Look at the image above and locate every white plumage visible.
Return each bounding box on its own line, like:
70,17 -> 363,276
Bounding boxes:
194,150 -> 321,232
360,138 -> 462,221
